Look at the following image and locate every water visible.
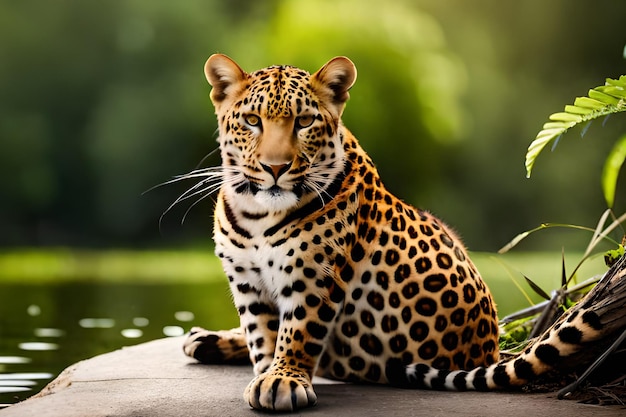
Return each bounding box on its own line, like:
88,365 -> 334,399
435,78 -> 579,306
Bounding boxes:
0,252 -> 608,408
0,280 -> 238,407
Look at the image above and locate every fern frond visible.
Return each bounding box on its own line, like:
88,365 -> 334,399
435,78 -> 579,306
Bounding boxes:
525,75 -> 626,178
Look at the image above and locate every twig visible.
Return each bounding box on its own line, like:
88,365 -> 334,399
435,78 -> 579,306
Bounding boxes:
558,328 -> 626,399
499,275 -> 602,325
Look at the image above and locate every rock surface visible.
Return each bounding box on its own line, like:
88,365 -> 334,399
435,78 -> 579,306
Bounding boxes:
1,336 -> 623,417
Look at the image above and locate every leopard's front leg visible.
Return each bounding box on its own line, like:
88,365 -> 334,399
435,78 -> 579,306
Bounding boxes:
228,273 -> 280,377
244,281 -> 344,412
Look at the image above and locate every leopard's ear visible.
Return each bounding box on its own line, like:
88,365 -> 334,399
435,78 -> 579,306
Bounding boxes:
311,57 -> 357,113
204,54 -> 247,104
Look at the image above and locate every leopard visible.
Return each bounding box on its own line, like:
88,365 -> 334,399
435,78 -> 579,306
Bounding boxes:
181,54 -> 624,412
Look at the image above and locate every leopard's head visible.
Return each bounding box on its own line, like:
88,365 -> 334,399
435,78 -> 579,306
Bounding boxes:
205,54 -> 357,213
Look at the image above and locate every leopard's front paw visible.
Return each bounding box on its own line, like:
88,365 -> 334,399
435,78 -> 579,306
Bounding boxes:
244,369 -> 317,411
183,326 -> 249,364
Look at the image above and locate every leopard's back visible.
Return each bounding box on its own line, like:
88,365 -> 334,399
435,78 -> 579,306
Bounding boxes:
311,133 -> 499,383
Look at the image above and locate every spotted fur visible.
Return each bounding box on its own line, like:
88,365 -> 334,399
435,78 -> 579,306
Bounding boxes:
182,55 -> 626,411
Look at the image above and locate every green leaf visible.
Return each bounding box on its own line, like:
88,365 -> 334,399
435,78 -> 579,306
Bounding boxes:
549,112 -> 580,122
524,274 -> 551,301
602,86 -> 626,97
561,248 -> 567,288
604,244 -> 625,267
564,104 -> 594,115
588,89 -> 622,105
573,96 -> 607,110
497,221 -> 618,254
601,133 -> 626,208
525,75 -> 626,178
605,76 -> 626,88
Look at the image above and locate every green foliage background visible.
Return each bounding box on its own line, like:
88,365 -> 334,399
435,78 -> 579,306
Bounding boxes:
2,0 -> 625,251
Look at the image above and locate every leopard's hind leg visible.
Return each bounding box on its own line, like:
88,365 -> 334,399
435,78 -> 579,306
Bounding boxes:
183,326 -> 250,364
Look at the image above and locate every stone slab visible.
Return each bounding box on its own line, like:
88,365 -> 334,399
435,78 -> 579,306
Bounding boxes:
1,337 -> 623,416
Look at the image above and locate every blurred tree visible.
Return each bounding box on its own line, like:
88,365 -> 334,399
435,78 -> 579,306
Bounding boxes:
417,0 -> 626,250
0,1 -> 230,246
1,0 -> 625,251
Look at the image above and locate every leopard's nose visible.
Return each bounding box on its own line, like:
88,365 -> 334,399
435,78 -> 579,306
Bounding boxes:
261,162 -> 292,180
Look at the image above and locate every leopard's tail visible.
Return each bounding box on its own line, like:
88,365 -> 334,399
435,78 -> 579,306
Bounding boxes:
391,255 -> 626,391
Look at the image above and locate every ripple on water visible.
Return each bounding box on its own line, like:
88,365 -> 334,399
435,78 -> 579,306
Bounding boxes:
0,386 -> 31,394
0,380 -> 37,387
26,305 -> 41,317
121,328 -> 143,339
33,328 -> 65,338
163,326 -> 184,337
174,311 -> 195,322
18,342 -> 59,351
0,373 -> 54,380
132,317 -> 149,327
0,357 -> 32,365
0,372 -> 54,395
78,318 -> 116,328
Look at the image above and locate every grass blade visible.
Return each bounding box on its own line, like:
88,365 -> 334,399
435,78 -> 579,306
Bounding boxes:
523,274 -> 551,301
601,133 -> 626,208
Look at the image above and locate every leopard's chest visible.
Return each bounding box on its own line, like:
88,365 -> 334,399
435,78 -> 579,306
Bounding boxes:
214,201 -> 358,299
214,223 -> 292,282
215,218 -> 330,298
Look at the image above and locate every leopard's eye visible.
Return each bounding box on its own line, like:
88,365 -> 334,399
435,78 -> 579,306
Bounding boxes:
244,114 -> 261,127
295,115 -> 314,129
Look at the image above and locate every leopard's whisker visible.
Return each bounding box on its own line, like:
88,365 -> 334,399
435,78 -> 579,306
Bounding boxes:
175,172 -> 248,224
143,167 -> 223,195
303,170 -> 337,207
304,180 -> 327,208
180,188 -> 220,224
156,168 -> 243,227
193,146 -> 220,170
